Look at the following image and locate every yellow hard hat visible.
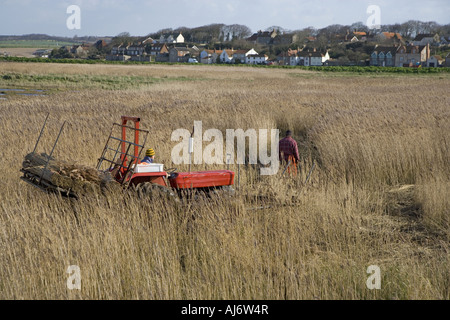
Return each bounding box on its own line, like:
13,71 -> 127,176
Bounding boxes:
146,148 -> 155,157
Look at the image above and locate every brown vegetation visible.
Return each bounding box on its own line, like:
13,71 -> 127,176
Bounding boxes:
0,47 -> 39,58
0,62 -> 448,299
21,152 -> 115,196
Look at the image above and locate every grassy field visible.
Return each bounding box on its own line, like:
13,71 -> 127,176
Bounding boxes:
0,62 -> 448,300
0,40 -> 78,58
0,40 -> 77,49
0,48 -> 43,58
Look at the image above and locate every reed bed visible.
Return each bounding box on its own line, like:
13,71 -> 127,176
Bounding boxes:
0,62 -> 448,299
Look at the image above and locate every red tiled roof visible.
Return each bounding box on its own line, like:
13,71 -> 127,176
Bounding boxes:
383,32 -> 403,40
205,49 -> 220,54
221,49 -> 248,56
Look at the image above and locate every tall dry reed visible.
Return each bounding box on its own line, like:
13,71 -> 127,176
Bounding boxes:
0,63 -> 448,299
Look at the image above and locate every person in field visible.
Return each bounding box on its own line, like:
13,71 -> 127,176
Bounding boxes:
279,130 -> 300,176
141,148 -> 155,164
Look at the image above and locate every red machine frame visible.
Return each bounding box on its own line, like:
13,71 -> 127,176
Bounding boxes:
22,115 -> 234,198
97,116 -> 234,190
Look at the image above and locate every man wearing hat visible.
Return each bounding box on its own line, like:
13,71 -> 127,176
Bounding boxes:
141,148 -> 156,164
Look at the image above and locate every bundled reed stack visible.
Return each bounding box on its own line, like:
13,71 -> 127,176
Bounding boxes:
22,153 -> 118,196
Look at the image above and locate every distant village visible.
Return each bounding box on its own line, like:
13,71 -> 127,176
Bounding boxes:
30,24 -> 450,68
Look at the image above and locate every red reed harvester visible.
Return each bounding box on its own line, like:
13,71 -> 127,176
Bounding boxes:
21,115 -> 235,198
97,116 -> 235,195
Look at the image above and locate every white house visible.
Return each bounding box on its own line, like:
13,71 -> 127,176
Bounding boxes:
200,49 -> 220,64
289,54 -> 299,66
413,34 -> 439,46
426,55 -> 444,68
150,43 -> 168,56
219,48 -> 259,63
298,51 -> 310,66
297,50 -> 329,66
276,49 -> 300,66
126,44 -> 145,56
317,50 -> 330,65
310,53 -> 323,66
111,45 -> 128,55
246,53 -> 268,65
160,33 -> 184,44
219,49 -> 233,63
199,50 -> 210,60
217,49 -> 238,63
175,33 -> 185,43
33,49 -> 51,58
143,37 -> 156,44
232,48 -> 258,63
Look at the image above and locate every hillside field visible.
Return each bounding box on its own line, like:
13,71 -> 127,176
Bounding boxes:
0,62 -> 448,300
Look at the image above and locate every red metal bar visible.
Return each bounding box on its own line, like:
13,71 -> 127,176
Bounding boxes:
120,116 -> 141,170
121,118 -> 127,166
134,120 -> 140,161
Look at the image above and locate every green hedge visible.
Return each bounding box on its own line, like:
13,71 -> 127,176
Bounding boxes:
299,66 -> 450,73
0,56 -> 152,65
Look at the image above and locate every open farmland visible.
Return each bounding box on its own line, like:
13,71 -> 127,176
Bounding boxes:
0,62 -> 448,299
0,47 -> 42,58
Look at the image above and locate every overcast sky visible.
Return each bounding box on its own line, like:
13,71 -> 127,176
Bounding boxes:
1,0 -> 449,37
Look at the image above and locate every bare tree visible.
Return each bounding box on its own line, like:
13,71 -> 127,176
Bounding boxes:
292,27 -> 317,44
319,24 -> 349,39
111,32 -> 133,46
230,24 -> 252,39
221,24 -> 252,41
265,26 -> 289,33
350,22 -> 368,32
398,20 -> 439,38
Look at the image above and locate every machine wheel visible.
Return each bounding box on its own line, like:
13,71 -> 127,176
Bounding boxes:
222,185 -> 235,195
135,182 -> 180,203
210,185 -> 235,197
